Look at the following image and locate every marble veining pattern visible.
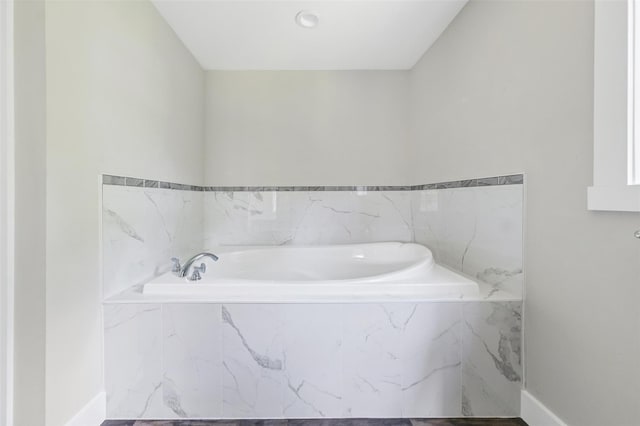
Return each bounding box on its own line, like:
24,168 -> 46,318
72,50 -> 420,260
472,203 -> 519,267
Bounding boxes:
281,305 -> 343,419
104,302 -> 521,420
461,302 -> 522,417
400,305 -> 462,418
102,185 -> 204,298
203,191 -> 413,247
222,304 -> 286,418
163,304 -> 223,418
104,304 -> 169,419
412,185 -> 523,299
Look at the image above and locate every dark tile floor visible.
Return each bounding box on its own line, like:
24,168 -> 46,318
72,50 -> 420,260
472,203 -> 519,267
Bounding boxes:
101,419 -> 528,426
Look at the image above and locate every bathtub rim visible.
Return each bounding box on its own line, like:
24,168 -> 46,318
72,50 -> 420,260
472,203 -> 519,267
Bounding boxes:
104,264 -> 521,305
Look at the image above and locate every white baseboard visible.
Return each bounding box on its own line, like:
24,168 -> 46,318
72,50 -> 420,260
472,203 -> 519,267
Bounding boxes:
521,390 -> 568,426
64,391 -> 106,426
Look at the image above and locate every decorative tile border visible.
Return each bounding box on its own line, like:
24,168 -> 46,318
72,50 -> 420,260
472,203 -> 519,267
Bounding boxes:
102,173 -> 524,192
102,175 -> 204,191
412,174 -> 524,190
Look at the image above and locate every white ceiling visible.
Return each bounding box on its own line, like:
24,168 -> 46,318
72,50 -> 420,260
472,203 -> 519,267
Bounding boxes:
151,1 -> 468,70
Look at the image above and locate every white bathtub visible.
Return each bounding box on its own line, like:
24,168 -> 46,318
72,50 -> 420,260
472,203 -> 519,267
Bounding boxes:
143,242 -> 478,302
143,242 -> 478,303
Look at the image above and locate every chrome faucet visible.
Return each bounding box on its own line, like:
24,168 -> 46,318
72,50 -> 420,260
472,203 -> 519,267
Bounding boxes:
174,252 -> 219,278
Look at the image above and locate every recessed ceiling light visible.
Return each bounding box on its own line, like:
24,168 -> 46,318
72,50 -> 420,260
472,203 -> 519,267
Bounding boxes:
295,11 -> 319,29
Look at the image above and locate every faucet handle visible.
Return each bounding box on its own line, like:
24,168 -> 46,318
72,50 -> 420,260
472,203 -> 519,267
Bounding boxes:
188,263 -> 206,281
170,257 -> 181,274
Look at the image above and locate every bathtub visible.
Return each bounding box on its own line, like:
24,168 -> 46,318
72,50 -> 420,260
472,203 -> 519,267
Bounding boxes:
143,242 -> 478,302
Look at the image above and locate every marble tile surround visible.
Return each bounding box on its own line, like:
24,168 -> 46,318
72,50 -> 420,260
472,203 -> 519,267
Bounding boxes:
101,175 -> 524,419
101,175 -> 523,298
104,302 -> 522,420
102,186 -> 205,298
203,191 -> 413,247
412,186 -> 524,299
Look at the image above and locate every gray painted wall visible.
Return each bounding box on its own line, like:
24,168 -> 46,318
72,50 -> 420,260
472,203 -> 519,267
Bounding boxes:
13,0 -> 46,424
409,1 -> 640,425
205,71 -> 411,186
45,1 -> 204,424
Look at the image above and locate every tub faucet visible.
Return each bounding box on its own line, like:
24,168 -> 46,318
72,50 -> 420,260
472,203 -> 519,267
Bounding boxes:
176,252 -> 219,278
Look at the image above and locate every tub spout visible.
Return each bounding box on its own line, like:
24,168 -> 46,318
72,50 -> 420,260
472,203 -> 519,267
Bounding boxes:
178,252 -> 219,278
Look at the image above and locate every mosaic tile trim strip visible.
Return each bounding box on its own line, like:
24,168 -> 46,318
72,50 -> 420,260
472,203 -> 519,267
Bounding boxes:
102,175 -> 205,191
102,173 -> 524,192
101,418 -> 528,426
